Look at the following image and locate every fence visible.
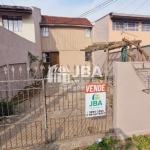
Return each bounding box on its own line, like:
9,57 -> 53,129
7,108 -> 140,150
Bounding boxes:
0,65 -> 113,149
0,79 -> 45,149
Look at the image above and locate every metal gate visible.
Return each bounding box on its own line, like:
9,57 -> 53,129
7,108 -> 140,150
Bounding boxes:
44,78 -> 113,142
0,68 -> 113,149
0,79 -> 46,150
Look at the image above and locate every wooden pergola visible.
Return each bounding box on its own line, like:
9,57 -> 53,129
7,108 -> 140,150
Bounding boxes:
81,38 -> 150,82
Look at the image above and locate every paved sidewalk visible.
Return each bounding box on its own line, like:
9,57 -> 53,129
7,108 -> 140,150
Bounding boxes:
27,134 -> 104,150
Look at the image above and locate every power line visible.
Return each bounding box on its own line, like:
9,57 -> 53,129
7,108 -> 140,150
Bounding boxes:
30,0 -> 147,55
123,0 -> 141,13
119,0 -> 149,34
1,0 -> 4,5
131,0 -> 148,14
51,0 -> 117,26
80,0 -> 117,18
102,0 -> 149,37
10,0 -> 16,6
79,0 -> 116,17
116,0 -> 140,12
42,0 -> 117,59
7,0 -> 87,59
5,0 -> 119,63
89,0 -> 149,65
48,0 -> 117,43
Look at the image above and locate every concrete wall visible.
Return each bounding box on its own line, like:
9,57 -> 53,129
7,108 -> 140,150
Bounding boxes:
113,62 -> 150,139
0,25 -> 41,73
0,25 -> 43,99
93,15 -> 109,42
0,6 -> 42,71
32,7 -> 42,57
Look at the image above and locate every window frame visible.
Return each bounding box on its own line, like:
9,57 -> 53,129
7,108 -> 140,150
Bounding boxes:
2,15 -> 22,32
112,20 -> 138,31
41,26 -> 49,37
142,22 -> 150,32
85,28 -> 91,38
85,52 -> 91,61
42,52 -> 50,63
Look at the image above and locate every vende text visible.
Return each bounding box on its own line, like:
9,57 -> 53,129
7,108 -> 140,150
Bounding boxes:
85,84 -> 106,93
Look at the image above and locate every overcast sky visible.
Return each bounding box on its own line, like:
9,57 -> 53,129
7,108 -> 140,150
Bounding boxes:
1,0 -> 150,22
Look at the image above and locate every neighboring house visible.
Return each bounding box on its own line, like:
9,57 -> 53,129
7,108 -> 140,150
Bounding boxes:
0,5 -> 93,76
94,12 -> 150,44
40,15 -> 93,72
0,5 -> 41,45
93,12 -> 150,76
0,5 -> 42,78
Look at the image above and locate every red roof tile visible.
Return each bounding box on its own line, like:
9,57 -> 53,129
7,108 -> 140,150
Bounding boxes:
41,15 -> 92,27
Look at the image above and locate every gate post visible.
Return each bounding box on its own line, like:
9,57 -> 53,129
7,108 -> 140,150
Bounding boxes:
42,79 -> 49,143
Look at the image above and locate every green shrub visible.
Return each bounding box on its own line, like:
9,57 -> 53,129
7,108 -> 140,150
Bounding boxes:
132,134 -> 150,150
124,138 -> 133,150
84,134 -> 150,150
98,136 -> 119,150
86,143 -> 98,150
0,101 -> 14,117
86,136 -> 119,150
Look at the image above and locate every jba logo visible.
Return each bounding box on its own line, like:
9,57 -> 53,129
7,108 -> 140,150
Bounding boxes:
89,94 -> 102,106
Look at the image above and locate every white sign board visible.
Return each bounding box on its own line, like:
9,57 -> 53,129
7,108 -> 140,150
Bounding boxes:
85,83 -> 106,118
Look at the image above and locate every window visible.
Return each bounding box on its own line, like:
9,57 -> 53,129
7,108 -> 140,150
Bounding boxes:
85,52 -> 91,61
142,22 -> 150,31
43,52 -> 50,63
2,15 -> 22,32
85,28 -> 91,37
113,20 -> 124,30
41,27 -> 49,37
113,20 -> 138,31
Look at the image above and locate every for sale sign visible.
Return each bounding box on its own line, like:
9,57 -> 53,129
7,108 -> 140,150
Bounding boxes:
85,83 -> 106,118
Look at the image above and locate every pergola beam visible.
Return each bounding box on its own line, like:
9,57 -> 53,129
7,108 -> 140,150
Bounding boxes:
80,38 -> 148,84
122,38 -> 149,61
127,52 -> 136,61
80,39 -> 142,52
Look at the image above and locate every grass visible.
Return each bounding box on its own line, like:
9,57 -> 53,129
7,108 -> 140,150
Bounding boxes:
73,134 -> 150,150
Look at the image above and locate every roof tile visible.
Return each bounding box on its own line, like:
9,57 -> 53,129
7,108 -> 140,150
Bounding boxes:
41,15 -> 92,27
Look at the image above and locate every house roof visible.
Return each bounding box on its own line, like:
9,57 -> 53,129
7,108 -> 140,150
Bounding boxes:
41,15 -> 92,27
0,5 -> 32,14
95,12 -> 150,22
110,12 -> 150,21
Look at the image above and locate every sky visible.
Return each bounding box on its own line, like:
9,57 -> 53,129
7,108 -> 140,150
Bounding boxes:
1,0 -> 150,22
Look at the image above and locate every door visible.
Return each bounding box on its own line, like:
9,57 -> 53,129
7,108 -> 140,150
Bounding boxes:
50,52 -> 59,66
